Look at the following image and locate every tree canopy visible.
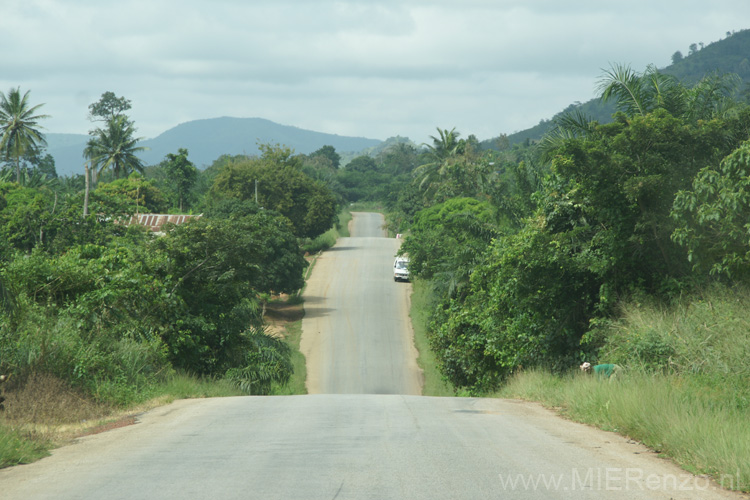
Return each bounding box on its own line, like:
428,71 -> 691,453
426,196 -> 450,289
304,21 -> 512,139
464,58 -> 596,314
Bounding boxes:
211,145 -> 338,239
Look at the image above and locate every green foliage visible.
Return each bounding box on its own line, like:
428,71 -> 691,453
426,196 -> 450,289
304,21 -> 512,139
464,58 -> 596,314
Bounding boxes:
85,115 -> 146,179
672,140 -> 750,279
401,197 -> 497,298
0,246 -> 172,403
412,80 -> 750,394
430,220 -> 600,393
409,278 -> 454,396
310,145 -> 341,169
87,91 -> 132,123
95,173 -> 168,213
0,87 -> 49,183
0,182 -> 55,251
542,109 -> 732,294
210,148 -> 338,239
151,212 -> 305,374
158,148 -> 198,212
0,178 -> 307,405
224,327 -> 293,395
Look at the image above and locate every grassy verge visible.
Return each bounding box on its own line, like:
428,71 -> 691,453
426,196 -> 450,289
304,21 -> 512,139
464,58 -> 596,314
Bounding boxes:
496,369 -> 749,491
264,296 -> 307,396
409,279 -> 455,397
302,206 -> 356,253
337,209 -> 352,237
492,286 -> 750,492
0,372 -> 243,468
272,318 -> 307,395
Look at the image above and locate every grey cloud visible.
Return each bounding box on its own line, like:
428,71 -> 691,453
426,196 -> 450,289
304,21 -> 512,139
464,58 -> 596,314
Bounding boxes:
2,0 -> 750,144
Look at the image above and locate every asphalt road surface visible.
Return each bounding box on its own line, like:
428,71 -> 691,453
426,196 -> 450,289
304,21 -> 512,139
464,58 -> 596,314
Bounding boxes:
300,212 -> 422,395
0,213 -> 742,500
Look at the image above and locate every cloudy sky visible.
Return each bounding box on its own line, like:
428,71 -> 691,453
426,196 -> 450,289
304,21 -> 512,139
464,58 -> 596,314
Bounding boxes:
2,1 -> 749,145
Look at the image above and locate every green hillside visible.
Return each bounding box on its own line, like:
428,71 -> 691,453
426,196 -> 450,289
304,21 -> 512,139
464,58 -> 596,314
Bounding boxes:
483,28 -> 750,149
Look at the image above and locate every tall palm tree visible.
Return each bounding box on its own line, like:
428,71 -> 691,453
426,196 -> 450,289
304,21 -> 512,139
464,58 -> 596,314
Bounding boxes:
414,127 -> 462,191
84,115 -> 147,181
0,87 -> 50,183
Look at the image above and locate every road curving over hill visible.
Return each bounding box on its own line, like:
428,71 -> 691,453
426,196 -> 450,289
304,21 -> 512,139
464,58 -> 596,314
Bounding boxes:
0,212 -> 744,500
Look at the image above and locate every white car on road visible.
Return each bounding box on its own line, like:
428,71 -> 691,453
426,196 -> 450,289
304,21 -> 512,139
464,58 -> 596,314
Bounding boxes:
393,256 -> 410,282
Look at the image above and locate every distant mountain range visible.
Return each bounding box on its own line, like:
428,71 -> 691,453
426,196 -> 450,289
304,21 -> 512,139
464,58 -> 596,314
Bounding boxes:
46,117 -> 382,177
47,29 -> 750,175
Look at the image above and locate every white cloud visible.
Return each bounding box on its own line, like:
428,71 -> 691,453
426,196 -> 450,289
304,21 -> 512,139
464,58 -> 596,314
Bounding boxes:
1,0 -> 749,145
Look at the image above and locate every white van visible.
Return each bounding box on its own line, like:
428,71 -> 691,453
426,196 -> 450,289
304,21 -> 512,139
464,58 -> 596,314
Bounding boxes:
393,256 -> 410,282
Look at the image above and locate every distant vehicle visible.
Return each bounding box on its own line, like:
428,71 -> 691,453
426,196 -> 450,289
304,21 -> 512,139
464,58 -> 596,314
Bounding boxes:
393,256 -> 410,282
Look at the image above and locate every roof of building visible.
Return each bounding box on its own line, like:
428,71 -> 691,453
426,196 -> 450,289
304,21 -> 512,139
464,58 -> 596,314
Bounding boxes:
126,213 -> 203,232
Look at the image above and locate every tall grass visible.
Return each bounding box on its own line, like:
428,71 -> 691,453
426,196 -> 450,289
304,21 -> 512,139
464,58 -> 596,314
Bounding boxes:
498,284 -> 750,491
498,370 -> 749,491
410,278 -> 455,397
271,319 -> 307,395
0,371 -> 244,468
0,427 -> 49,467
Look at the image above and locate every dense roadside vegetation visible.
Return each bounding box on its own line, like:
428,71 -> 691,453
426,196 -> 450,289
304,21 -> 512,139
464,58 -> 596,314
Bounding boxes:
2,30 -> 750,489
0,91 -> 350,465
388,65 -> 750,490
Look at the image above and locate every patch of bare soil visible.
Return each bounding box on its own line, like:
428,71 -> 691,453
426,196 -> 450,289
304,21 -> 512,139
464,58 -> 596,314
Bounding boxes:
78,415 -> 138,437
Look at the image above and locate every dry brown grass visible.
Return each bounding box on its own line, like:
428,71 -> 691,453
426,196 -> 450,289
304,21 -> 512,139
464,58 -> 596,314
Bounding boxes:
0,373 -> 134,445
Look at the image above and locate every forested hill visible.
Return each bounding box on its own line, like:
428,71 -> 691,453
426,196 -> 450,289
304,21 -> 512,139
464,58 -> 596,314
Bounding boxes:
46,117 -> 382,176
482,28 -> 750,149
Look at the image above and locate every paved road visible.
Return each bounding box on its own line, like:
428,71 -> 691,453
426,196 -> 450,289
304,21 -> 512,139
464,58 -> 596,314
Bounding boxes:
0,395 -> 737,500
0,213 -> 741,499
300,212 -> 422,394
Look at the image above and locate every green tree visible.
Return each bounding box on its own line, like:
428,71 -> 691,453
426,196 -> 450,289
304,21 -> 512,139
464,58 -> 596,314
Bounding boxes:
160,148 -> 198,211
596,63 -> 741,121
311,145 -> 341,169
672,140 -> 750,279
84,115 -> 147,180
401,197 -> 498,299
414,127 -> 462,192
88,91 -> 132,123
95,173 -> 168,214
152,212 -> 305,374
211,148 -> 338,239
0,87 -> 49,183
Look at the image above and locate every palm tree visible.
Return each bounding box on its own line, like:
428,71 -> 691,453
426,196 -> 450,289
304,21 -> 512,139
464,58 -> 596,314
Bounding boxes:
0,87 -> 49,183
595,64 -> 673,117
414,127 -> 462,191
596,63 -> 740,121
84,115 -> 147,181
542,64 -> 743,161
